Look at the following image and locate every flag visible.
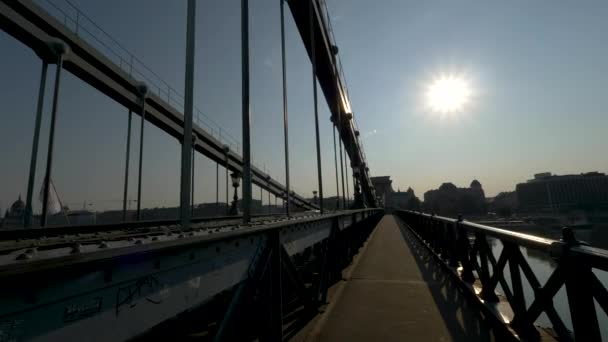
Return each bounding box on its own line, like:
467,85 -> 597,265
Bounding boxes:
39,178 -> 62,215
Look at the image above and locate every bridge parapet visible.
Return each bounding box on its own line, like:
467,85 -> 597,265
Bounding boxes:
0,209 -> 383,341
395,210 -> 608,342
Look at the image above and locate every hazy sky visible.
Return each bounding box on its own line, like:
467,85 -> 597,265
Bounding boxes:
2,0 -> 608,213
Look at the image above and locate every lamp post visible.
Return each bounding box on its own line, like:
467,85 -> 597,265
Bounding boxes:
228,172 -> 241,216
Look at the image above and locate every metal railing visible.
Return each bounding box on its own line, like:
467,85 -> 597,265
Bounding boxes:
1,209 -> 384,340
395,210 -> 608,342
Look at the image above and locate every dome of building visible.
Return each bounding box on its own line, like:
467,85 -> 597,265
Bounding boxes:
470,179 -> 482,189
439,183 -> 457,191
9,195 -> 25,217
10,195 -> 24,211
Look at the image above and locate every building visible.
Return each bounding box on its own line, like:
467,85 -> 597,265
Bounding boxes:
1,195 -> 25,228
392,188 -> 420,209
371,176 -> 420,209
423,180 -> 486,216
487,191 -> 518,217
516,172 -> 608,213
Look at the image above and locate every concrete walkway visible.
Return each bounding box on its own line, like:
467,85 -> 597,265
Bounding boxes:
311,215 -> 495,342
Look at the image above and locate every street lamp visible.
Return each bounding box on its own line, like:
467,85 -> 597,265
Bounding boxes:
228,171 -> 241,216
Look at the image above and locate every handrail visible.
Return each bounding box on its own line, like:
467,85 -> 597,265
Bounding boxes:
0,212 -> 288,242
0,209 -> 383,277
396,210 -> 608,342
413,211 -> 556,251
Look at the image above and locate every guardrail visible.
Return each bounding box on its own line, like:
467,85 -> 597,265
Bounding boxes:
395,210 -> 608,342
1,209 -> 383,341
0,213 -> 297,243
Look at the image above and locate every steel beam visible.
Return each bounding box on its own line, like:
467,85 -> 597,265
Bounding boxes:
25,61 -> 48,227
180,0 -> 196,228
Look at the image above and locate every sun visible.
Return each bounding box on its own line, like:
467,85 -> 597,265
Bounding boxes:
426,75 -> 472,113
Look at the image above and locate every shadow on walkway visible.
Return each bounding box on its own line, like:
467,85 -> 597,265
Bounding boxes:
395,217 -> 499,341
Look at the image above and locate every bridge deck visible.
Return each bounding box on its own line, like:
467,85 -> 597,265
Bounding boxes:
309,214 -> 496,341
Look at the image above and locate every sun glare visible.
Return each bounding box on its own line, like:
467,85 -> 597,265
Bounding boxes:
426,75 -> 471,113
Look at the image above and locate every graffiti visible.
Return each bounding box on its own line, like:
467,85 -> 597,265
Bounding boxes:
63,297 -> 103,322
115,275 -> 165,316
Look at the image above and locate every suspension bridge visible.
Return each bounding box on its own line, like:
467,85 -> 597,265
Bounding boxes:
1,1 -> 607,341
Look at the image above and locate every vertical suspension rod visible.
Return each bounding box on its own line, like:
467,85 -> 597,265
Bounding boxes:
280,0 -> 291,217
309,0 -> 324,213
241,0 -> 252,223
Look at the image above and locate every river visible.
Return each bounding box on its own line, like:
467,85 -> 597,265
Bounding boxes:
487,237 -> 608,340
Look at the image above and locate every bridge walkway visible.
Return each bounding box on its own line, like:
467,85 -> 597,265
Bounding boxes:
305,214 -> 498,341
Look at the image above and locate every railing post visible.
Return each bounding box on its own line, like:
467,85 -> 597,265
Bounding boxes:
507,242 -> 526,312
318,217 -> 338,305
561,228 -> 601,341
430,215 -> 440,254
505,241 -> 540,340
447,221 -> 459,268
269,230 -> 283,341
439,222 -> 449,261
476,232 -> 498,302
423,216 -> 430,243
456,215 -> 475,283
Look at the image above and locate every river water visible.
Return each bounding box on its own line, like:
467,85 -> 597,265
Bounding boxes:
487,237 -> 608,340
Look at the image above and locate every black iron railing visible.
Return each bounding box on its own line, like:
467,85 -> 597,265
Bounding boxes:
395,210 -> 608,342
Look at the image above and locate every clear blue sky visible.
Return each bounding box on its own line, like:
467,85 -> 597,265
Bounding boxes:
2,0 -> 608,212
